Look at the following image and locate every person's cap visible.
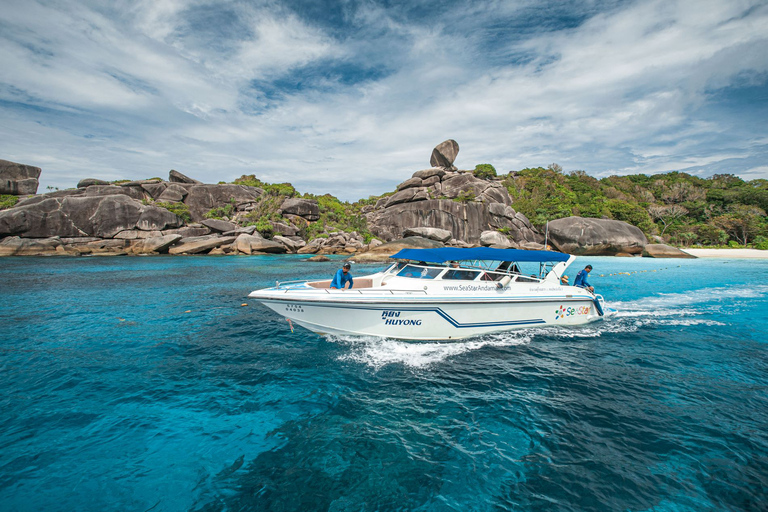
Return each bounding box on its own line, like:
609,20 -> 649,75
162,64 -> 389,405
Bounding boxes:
343,262 -> 351,269
585,265 -> 593,269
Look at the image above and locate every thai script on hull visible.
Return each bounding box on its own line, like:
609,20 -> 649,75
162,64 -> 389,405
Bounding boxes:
381,310 -> 422,326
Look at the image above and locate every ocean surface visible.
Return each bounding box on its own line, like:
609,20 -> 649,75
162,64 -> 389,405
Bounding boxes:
1,255 -> 767,511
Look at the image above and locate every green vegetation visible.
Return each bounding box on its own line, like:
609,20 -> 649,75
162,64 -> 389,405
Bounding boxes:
153,201 -> 192,222
0,195 -> 19,210
234,175 -> 298,197
503,166 -> 768,247
204,200 -> 236,220
455,190 -> 476,203
473,164 -> 497,179
302,193 -> 373,242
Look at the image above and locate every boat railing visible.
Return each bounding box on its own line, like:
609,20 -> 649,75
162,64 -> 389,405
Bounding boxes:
271,285 -> 428,295
275,279 -> 313,289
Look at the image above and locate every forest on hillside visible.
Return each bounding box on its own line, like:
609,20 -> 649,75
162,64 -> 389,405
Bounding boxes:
500,165 -> 768,249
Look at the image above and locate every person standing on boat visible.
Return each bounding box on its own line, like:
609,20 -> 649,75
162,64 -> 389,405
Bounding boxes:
330,262 -> 354,290
574,265 -> 594,293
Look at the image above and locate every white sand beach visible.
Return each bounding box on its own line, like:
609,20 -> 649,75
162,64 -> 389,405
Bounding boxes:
682,248 -> 768,259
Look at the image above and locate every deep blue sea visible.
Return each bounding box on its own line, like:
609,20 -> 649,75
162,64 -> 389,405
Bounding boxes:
1,255 -> 767,511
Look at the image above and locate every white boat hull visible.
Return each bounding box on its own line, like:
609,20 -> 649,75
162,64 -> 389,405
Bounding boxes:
253,295 -> 603,340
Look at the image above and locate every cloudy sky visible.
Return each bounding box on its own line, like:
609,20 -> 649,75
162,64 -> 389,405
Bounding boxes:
1,0 -> 767,201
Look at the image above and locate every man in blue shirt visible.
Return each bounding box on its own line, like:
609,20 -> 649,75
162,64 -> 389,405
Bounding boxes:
330,262 -> 354,290
573,264 -> 594,293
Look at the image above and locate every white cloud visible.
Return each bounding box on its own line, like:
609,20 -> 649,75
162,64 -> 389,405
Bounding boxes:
0,0 -> 766,200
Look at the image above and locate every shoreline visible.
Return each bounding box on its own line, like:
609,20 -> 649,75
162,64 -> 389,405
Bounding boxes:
681,248 -> 768,259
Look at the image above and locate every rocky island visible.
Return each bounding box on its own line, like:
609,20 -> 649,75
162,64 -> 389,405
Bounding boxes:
0,141 -> 705,258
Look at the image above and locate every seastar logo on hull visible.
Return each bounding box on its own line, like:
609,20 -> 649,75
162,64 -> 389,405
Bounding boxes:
555,305 -> 591,320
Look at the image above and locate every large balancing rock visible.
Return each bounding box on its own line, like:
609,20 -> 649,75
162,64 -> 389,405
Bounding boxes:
0,159 -> 41,195
547,216 -> 647,255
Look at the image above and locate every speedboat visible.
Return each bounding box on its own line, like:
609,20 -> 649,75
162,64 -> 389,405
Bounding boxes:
249,247 -> 613,341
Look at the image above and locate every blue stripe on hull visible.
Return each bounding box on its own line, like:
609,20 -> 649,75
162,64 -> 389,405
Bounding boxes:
261,300 -> 547,329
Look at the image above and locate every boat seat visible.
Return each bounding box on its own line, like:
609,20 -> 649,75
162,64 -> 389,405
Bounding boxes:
308,278 -> 373,289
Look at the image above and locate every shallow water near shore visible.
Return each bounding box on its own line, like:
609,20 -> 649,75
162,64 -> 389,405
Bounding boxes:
1,255 -> 767,511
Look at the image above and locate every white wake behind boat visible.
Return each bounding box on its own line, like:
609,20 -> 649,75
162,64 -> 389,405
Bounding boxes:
249,247 -> 614,341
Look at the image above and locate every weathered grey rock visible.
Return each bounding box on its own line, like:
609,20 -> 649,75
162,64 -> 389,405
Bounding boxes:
141,182 -> 168,198
157,184 -> 188,202
161,226 -> 211,238
429,140 -> 459,169
120,179 -> 163,187
113,230 -> 163,240
169,235 -> 236,255
279,198 -> 320,221
368,239 -> 383,249
0,236 -> 61,256
308,255 -> 330,262
270,221 -> 299,237
235,234 -> 286,254
371,236 -> 444,253
441,173 -> 488,202
183,184 -> 263,222
273,235 -> 305,253
15,188 -> 86,207
85,184 -> 146,201
385,188 -> 418,207
0,194 -> 183,238
201,219 -> 237,233
488,202 -> 508,217
0,160 -> 41,195
297,241 -> 321,254
519,241 -> 546,251
412,168 -> 446,180
223,225 -> 257,236
368,198 -> 542,245
77,178 -> 110,188
403,227 -> 452,242
135,234 -> 183,254
397,177 -> 423,191
480,230 -> 511,247
169,170 -> 201,184
547,216 -> 647,255
643,244 -> 697,258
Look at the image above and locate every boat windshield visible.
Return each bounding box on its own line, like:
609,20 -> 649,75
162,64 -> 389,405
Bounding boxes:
443,269 -> 481,280
396,264 -> 444,279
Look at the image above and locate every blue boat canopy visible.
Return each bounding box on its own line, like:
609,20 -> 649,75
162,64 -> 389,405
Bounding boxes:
390,247 -> 570,263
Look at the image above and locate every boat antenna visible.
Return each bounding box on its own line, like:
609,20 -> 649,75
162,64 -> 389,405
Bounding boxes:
544,220 -> 549,250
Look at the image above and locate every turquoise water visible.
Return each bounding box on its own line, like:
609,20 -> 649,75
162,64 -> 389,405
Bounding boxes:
1,255 -> 767,511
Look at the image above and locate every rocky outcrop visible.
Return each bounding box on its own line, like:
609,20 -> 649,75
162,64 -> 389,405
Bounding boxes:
0,194 -> 184,238
352,236 -> 445,262
365,140 -> 540,245
547,216 -> 647,255
1,160 -> 41,195
643,244 -> 697,258
403,227 -> 452,242
169,170 -> 201,184
430,139 -> 459,170
280,198 -> 320,221
0,236 -> 61,256
183,184 -> 263,221
480,230 -> 512,248
77,178 -> 109,188
368,198 -> 541,245
296,231 -> 365,255
169,235 -> 237,255
235,233 -> 286,254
